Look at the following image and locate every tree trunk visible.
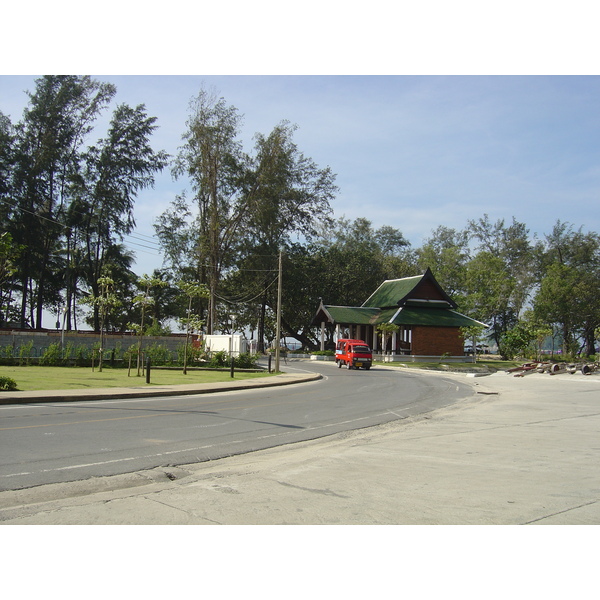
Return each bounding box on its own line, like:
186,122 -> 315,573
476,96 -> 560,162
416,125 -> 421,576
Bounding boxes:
583,323 -> 596,357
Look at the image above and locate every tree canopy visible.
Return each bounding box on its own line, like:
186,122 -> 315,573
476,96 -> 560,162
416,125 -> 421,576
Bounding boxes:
1,80 -> 599,359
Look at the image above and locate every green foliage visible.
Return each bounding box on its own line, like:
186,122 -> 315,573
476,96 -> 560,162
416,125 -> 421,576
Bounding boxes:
62,342 -> 74,362
0,375 -> 17,391
39,342 -> 64,366
208,350 -> 230,368
74,344 -> 91,365
145,319 -> 172,336
311,350 -> 335,356
205,351 -> 258,369
18,341 -> 34,365
8,76 -> 117,329
123,344 -> 139,361
0,345 -> 14,358
0,232 -> 21,327
143,343 -> 175,366
498,323 -> 536,360
416,225 -> 469,298
460,325 -> 487,346
176,343 -> 204,366
234,352 -> 260,369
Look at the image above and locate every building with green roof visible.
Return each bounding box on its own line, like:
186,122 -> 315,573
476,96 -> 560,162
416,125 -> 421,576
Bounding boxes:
311,268 -> 487,360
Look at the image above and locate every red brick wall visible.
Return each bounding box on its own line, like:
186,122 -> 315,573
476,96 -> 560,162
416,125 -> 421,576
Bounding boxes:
412,326 -> 463,356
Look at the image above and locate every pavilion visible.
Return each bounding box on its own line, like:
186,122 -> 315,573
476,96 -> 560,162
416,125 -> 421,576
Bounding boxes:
311,268 -> 487,360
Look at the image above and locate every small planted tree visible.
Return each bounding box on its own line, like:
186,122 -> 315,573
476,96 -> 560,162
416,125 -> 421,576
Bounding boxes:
131,274 -> 169,376
499,323 -> 536,361
460,325 -> 487,362
178,281 -> 209,374
83,276 -> 119,372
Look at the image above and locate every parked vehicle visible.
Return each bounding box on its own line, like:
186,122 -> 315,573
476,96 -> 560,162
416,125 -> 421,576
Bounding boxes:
335,338 -> 373,370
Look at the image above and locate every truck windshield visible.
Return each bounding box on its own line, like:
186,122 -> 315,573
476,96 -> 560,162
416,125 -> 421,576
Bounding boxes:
352,345 -> 370,353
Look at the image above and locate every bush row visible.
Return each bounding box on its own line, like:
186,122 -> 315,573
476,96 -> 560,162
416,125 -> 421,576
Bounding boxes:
0,341 -> 261,369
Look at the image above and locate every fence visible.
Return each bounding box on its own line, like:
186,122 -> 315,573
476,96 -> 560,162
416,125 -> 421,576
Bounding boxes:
0,329 -> 189,359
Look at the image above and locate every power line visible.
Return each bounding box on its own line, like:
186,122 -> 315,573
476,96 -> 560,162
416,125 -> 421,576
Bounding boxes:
216,274 -> 279,305
0,197 -> 163,257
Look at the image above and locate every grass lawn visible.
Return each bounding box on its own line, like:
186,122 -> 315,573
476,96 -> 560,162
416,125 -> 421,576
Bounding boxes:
0,365 -> 276,392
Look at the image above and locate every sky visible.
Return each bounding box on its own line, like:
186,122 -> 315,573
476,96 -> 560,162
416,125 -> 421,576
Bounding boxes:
3,74 -> 600,279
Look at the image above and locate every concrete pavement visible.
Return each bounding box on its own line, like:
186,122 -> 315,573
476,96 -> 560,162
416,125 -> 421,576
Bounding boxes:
1,367 -> 600,524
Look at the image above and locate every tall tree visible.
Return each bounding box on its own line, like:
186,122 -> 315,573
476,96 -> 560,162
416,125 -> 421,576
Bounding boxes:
311,218 -> 402,309
76,103 -> 168,330
463,251 -> 518,349
10,75 -> 115,328
170,87 -> 244,334
415,225 -> 470,300
533,221 -> 600,355
233,121 -> 337,350
0,114 -> 19,325
0,111 -> 15,212
467,214 -> 535,317
162,94 -> 338,348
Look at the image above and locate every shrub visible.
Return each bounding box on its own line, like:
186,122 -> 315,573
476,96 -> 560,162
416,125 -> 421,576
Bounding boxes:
0,345 -> 14,358
144,343 -> 175,366
234,352 -> 260,369
63,341 -> 74,362
311,350 -> 334,356
176,342 -> 204,366
209,350 -> 229,368
40,342 -> 64,366
145,320 -> 172,336
0,376 -> 17,391
18,341 -> 34,365
74,344 -> 91,365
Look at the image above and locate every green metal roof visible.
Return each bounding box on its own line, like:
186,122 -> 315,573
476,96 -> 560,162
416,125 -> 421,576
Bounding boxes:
320,305 -> 486,328
362,276 -> 422,308
313,269 -> 487,329
390,307 -> 485,327
321,305 -> 380,325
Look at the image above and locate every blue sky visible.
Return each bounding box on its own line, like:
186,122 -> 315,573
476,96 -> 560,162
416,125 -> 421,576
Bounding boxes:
2,74 -> 600,276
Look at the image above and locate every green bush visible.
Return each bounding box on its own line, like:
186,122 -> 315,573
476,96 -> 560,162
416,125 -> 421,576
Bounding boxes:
234,352 -> 259,369
176,342 -> 204,366
144,343 -> 175,366
0,345 -> 14,358
209,350 -> 230,368
18,341 -> 34,365
74,344 -> 91,365
39,342 -> 64,366
0,376 -> 17,391
63,341 -> 74,362
311,350 -> 334,356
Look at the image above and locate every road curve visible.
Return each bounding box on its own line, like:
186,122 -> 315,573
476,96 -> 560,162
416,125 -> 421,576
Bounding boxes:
0,360 -> 474,490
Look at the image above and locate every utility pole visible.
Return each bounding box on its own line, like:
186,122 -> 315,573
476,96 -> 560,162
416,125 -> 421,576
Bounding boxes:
275,250 -> 283,373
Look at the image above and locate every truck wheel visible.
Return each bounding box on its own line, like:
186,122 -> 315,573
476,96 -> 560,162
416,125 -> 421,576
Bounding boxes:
337,360 -> 342,368
346,362 -> 352,369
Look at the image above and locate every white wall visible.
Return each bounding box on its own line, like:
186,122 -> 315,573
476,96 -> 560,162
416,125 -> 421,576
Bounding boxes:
204,334 -> 247,355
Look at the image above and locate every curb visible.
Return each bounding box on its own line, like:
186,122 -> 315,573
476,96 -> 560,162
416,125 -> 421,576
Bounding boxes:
0,372 -> 322,405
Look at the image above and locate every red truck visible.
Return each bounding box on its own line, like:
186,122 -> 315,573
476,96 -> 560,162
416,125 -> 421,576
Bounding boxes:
335,338 -> 373,370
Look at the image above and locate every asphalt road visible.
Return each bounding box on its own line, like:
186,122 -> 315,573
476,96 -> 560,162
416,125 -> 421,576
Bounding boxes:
0,360 -> 473,490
